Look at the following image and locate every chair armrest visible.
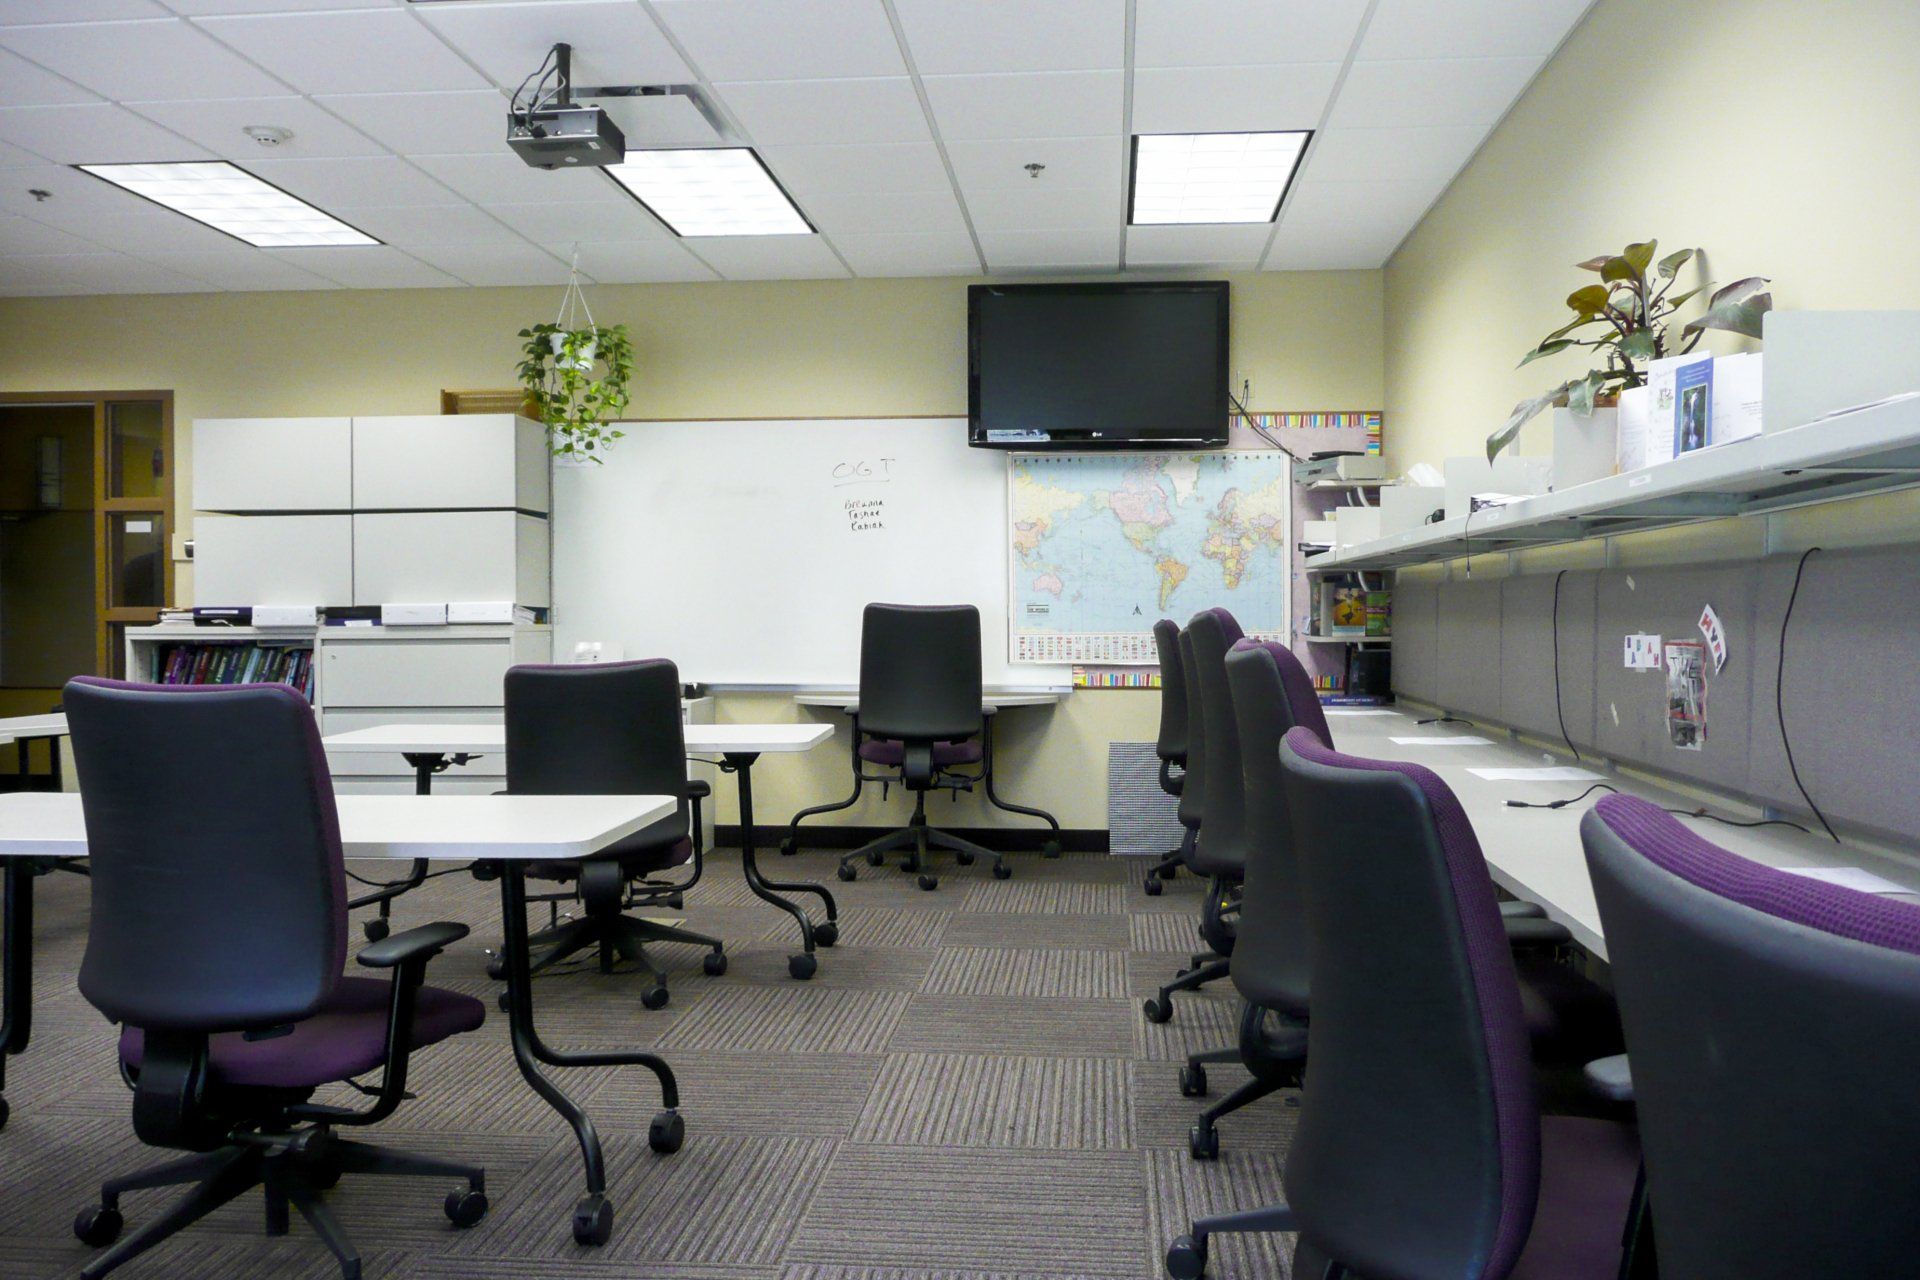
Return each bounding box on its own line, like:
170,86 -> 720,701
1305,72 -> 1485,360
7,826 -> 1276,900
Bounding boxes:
1502,915 -> 1573,948
357,921 -> 469,969
1499,899 -> 1548,920
1583,1053 -> 1635,1103
686,779 -> 712,799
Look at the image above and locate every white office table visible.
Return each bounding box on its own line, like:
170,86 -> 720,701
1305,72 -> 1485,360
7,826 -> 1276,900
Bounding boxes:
0,713 -> 68,792
792,690 -> 1066,711
322,722 -> 842,976
0,790 -> 680,1244
1326,708 -> 1920,957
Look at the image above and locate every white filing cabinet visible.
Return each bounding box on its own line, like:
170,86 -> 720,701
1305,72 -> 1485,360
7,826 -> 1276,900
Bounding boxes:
192,514 -> 352,606
351,415 -> 549,514
351,512 -> 550,608
193,417 -> 353,512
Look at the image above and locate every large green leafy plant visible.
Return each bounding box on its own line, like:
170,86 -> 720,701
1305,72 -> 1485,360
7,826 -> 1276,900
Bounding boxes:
1487,239 -> 1771,460
516,267 -> 633,464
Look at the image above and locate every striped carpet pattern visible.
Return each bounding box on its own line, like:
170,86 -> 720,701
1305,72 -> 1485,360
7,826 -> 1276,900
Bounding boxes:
0,848 -> 1298,1279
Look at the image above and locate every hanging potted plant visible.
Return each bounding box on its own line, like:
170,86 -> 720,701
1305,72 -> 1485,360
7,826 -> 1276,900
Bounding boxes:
516,260 -> 634,465
1486,239 -> 1771,468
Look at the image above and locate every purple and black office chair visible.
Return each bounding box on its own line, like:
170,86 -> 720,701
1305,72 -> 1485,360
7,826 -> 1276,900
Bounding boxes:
1584,794 -> 1920,1279
496,660 -> 725,1009
1140,617 -> 1191,896
1142,607 -> 1245,1024
62,678 -> 488,1280
1164,727 -> 1640,1279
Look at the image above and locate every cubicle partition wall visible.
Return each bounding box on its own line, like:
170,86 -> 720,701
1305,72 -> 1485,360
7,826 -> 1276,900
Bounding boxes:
1393,543 -> 1920,848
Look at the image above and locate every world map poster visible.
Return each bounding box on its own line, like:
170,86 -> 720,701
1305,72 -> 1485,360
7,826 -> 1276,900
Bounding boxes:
1008,451 -> 1291,663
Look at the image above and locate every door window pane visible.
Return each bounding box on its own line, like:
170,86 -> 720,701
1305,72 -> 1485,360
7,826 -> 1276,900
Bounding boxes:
109,513 -> 165,608
107,401 -> 166,500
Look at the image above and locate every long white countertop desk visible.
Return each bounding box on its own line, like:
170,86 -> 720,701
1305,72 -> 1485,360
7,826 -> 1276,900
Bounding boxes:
792,690 -> 1065,711
1325,707 -> 1920,958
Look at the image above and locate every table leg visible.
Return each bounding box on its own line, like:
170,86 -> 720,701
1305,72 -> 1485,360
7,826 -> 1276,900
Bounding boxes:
726,753 -> 839,978
980,714 -> 1062,857
1,856 -> 37,1131
492,859 -> 683,1246
345,753 -> 459,942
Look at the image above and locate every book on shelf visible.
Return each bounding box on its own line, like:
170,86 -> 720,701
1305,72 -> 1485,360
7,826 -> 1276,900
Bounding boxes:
155,642 -> 315,701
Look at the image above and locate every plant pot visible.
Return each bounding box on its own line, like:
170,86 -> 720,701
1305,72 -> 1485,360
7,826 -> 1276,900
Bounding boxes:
1551,404 -> 1620,491
548,331 -> 597,371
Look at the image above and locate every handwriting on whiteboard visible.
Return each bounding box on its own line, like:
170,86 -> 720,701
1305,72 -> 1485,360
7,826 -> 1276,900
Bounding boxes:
846,497 -> 886,534
833,457 -> 896,487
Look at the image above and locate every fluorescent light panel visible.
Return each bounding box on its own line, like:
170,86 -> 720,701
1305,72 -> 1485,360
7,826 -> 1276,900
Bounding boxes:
76,161 -> 379,248
607,148 -> 811,237
1129,131 -> 1310,225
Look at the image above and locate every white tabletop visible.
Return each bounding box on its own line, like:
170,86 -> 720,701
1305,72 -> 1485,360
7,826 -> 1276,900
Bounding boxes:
0,713 -> 67,739
0,791 -> 676,862
321,722 -> 834,756
793,691 -> 1063,711
1328,708 -> 1920,958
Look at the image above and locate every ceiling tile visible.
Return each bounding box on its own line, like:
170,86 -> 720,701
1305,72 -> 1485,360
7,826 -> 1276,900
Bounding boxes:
1359,0 -> 1593,60
314,90 -> 508,156
42,206 -> 248,252
799,188 -> 966,235
976,225 -> 1119,270
0,18 -> 290,101
0,1 -> 168,24
266,245 -> 463,289
562,238 -> 717,283
1327,56 -> 1543,129
1125,222 -> 1270,267
1269,177 -> 1434,266
330,203 -> 529,247
650,0 -> 904,81
961,183 -> 1115,232
144,249 -> 339,290
0,213 -> 102,254
1263,222 -> 1399,270
246,155 -> 457,208
488,198 -> 671,244
0,46 -> 100,107
1303,125 -> 1486,184
758,142 -> 950,200
0,135 -> 47,163
922,71 -> 1121,141
414,0 -> 689,91
126,96 -> 385,160
712,78 -> 930,147
0,161 -> 129,217
0,252 -> 209,294
945,136 -> 1121,191
193,10 -> 490,95
689,234 -> 849,280
833,229 -> 979,276
166,0 -> 396,13
598,94 -> 722,148
404,241 -> 574,287
891,0 -> 1123,74
0,103 -> 212,164
1134,0 -> 1369,67
411,150 -> 616,204
1130,63 -> 1339,133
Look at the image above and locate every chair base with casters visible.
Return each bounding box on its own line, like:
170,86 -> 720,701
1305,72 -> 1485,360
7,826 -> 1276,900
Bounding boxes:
1142,827 -> 1193,897
821,734 -> 1010,891
1141,875 -> 1238,1022
836,786 -> 1007,891
1178,1001 -> 1307,1161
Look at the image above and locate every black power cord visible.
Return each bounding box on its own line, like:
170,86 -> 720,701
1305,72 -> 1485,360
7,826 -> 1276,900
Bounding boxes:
1778,546 -> 1840,843
1504,781 -> 1810,833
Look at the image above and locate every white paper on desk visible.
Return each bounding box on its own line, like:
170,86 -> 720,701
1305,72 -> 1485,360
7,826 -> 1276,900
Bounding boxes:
1324,708 -> 1398,717
1467,766 -> 1606,782
1389,735 -> 1494,746
1780,866 -> 1912,895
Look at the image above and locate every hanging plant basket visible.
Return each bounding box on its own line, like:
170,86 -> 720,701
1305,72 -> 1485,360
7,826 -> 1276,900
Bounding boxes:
517,262 -> 633,465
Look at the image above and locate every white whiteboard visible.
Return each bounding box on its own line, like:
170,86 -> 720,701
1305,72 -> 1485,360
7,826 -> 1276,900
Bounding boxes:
552,417 -> 1072,687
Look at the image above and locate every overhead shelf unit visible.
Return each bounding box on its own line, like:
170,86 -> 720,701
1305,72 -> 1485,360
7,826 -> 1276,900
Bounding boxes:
1307,396 -> 1920,573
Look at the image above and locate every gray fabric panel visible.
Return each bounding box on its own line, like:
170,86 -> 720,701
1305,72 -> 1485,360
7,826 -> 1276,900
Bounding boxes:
1391,575 -> 1439,704
1499,571 -> 1599,750
1435,576 -> 1504,719
1106,742 -> 1183,856
1590,562 -> 1759,796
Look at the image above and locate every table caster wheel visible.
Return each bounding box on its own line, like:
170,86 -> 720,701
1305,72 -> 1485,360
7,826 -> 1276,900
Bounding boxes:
992,862 -> 1012,880
955,849 -> 974,866
837,864 -> 857,882
779,836 -> 798,856
789,953 -> 818,980
1043,839 -> 1062,859
641,985 -> 670,1010
363,918 -> 389,943
703,951 -> 728,976
648,1109 -> 685,1154
866,849 -> 884,867
1179,1063 -> 1208,1097
812,921 -> 839,948
1165,1233 -> 1208,1279
1142,996 -> 1172,1024
573,1194 -> 613,1247
74,1205 -> 123,1248
444,1187 -> 488,1228
1144,876 -> 1164,896
1188,1121 -> 1220,1161
917,873 -> 939,891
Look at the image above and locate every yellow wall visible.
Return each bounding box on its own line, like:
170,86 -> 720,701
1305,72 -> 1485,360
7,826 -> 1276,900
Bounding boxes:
1381,0 -> 1920,566
0,270 -> 1384,828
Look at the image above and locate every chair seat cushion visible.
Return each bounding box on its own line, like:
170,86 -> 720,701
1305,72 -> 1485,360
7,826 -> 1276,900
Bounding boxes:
120,977 -> 485,1091
1516,955 -> 1626,1065
859,738 -> 982,767
1511,1115 -> 1641,1279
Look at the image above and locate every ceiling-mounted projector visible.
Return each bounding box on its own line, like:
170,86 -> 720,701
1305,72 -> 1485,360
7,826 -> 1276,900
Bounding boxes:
507,42 -> 625,169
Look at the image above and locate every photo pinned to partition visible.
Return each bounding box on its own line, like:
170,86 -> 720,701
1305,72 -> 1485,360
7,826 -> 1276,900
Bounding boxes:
1664,640 -> 1707,751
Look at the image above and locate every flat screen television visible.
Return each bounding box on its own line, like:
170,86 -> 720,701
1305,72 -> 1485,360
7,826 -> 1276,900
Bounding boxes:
968,281 -> 1229,450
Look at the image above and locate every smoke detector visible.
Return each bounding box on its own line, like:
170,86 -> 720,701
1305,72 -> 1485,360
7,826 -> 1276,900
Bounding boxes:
243,125 -> 294,147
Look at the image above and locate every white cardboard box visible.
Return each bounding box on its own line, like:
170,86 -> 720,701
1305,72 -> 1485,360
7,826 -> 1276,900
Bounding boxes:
1332,506 -> 1383,547
1443,456 -> 1550,521
1379,484 -> 1445,537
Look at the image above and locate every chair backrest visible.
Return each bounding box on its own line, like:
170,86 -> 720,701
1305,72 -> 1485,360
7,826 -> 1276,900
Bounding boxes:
857,603 -> 983,743
505,660 -> 690,841
1583,794 -> 1920,1279
1186,607 -> 1246,875
1223,639 -> 1331,1014
1175,625 -> 1206,832
1152,617 -> 1188,765
1279,727 -> 1539,1280
64,677 -> 346,1033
